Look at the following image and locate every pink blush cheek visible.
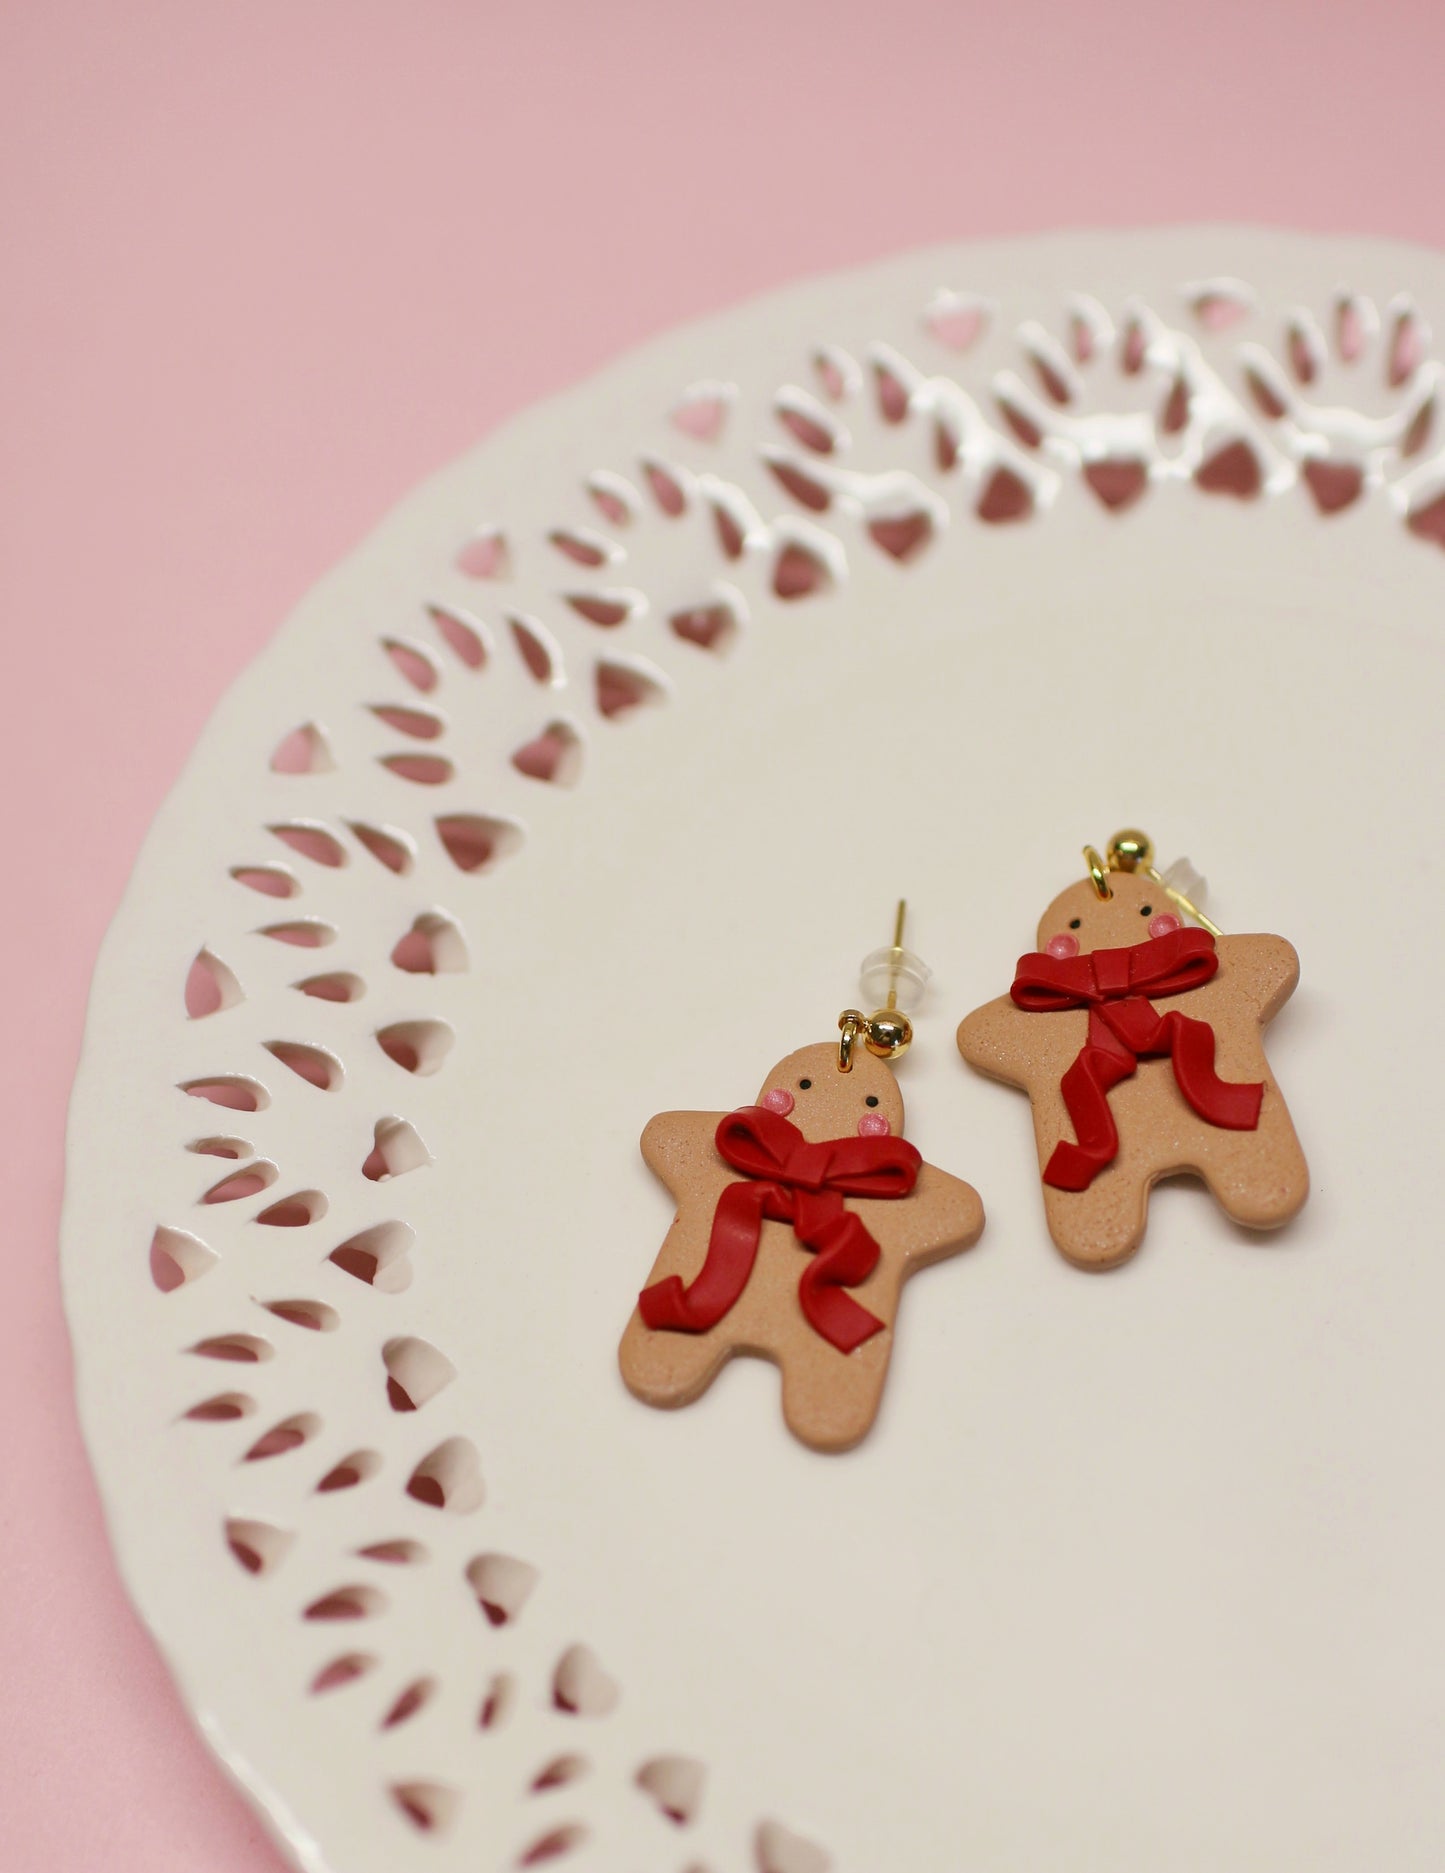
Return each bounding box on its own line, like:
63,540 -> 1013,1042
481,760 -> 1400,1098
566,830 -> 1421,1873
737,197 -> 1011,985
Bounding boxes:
1148,913 -> 1181,940
761,1088 -> 794,1116
1046,932 -> 1079,960
857,1111 -> 890,1137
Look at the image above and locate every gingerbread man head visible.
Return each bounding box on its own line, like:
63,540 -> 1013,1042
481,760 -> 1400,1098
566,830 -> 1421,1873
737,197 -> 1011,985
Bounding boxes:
1034,869 -> 1185,959
754,1041 -> 904,1141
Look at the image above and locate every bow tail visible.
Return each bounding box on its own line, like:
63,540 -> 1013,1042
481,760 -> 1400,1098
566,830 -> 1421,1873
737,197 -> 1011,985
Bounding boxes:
1043,1036 -> 1137,1192
796,1203 -> 886,1354
639,1181 -> 774,1333
1164,1012 -> 1264,1131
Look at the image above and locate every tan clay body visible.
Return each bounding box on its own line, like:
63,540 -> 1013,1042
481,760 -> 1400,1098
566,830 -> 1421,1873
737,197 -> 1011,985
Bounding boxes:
957,871 -> 1308,1269
619,1041 -> 984,1452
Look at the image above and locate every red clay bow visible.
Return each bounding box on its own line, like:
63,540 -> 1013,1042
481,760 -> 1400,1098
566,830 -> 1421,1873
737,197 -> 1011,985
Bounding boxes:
639,1105 -> 921,1353
1010,926 -> 1263,1192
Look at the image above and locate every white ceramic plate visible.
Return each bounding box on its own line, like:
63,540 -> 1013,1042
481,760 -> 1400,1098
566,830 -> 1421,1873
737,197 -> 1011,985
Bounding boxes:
64,229 -> 1445,1873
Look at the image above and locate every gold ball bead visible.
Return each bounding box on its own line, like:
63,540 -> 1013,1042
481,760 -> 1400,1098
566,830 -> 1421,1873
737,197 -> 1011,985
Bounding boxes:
864,1010 -> 912,1058
1108,828 -> 1154,872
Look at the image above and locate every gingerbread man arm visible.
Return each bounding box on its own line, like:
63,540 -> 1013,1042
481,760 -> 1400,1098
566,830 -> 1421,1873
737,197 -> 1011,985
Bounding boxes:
894,1161 -> 986,1272
640,1109 -> 723,1192
957,992 -> 1077,1089
1214,933 -> 1300,1021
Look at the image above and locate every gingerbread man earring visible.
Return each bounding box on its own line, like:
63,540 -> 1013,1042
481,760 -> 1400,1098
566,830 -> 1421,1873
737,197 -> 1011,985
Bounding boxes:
957,831 -> 1308,1270
620,905 -> 985,1453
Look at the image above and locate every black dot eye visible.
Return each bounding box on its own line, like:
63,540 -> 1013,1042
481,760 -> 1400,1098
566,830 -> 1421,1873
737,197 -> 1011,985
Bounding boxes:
1140,904 -> 1153,916
798,1078 -> 812,1090
1069,918 -> 1081,930
865,1095 -> 879,1108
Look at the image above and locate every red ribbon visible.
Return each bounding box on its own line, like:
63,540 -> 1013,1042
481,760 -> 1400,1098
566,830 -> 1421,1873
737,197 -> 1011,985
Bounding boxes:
639,1106 -> 922,1354
1010,926 -> 1263,1191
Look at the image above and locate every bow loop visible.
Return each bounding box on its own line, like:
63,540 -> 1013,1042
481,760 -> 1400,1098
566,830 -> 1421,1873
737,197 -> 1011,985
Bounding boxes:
713,1106 -> 800,1182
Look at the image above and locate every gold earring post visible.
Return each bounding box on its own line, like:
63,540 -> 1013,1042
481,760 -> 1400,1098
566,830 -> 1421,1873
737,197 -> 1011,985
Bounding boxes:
885,899 -> 907,1011
838,900 -> 916,1070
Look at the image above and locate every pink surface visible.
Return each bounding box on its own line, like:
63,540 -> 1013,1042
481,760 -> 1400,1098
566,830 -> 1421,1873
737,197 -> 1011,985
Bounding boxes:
3,3 -> 1443,1867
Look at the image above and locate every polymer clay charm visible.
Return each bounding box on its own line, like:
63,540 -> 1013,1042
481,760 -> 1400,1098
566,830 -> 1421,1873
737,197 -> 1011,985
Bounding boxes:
957,831 -> 1308,1269
620,910 -> 984,1453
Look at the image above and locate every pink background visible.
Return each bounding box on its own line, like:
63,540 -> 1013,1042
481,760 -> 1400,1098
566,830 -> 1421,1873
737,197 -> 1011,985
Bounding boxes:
3,3 -> 1443,1866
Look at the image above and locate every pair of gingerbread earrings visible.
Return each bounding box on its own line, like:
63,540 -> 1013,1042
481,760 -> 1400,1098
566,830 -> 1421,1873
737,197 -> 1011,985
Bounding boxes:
619,830 -> 1309,1453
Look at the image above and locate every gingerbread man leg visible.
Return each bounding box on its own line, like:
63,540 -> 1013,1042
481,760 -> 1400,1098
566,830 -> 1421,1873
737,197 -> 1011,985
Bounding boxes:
777,1299 -> 898,1453
1040,1165 -> 1151,1269
619,1303 -> 731,1411
1194,1086 -> 1309,1231
780,1355 -> 890,1453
